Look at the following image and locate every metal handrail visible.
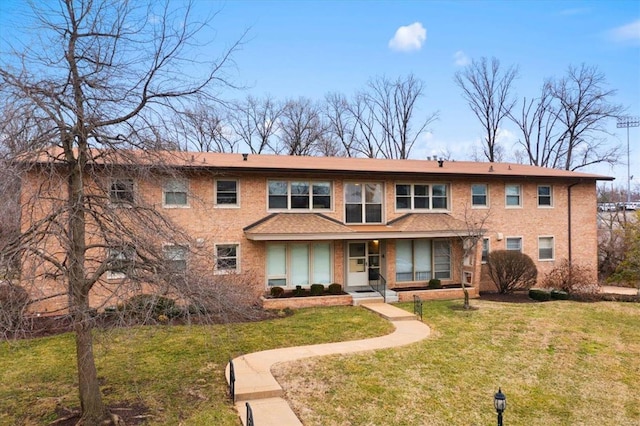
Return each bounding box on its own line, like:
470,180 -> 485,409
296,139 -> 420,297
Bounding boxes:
246,402 -> 254,426
371,272 -> 387,302
413,295 -> 423,321
229,359 -> 235,403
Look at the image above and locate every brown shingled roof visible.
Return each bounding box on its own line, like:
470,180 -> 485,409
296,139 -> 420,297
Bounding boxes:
26,148 -> 614,180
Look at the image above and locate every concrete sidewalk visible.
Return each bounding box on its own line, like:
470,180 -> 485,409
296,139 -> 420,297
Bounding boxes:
226,303 -> 431,426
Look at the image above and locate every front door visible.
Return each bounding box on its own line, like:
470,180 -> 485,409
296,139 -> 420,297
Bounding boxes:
347,241 -> 381,288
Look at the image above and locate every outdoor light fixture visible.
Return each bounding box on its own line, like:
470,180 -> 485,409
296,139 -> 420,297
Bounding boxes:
494,388 -> 506,426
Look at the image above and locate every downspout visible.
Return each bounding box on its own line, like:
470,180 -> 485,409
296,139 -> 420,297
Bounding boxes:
567,181 -> 582,284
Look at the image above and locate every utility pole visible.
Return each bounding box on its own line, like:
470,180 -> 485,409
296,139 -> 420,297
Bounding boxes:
617,116 -> 640,204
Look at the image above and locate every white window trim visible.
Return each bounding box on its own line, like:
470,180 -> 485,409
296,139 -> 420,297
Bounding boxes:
215,179 -> 240,208
538,236 -> 555,261
471,183 -> 489,209
163,243 -> 189,272
214,242 -> 241,274
109,178 -> 135,207
505,184 -> 522,209
265,242 -> 333,288
481,237 -> 490,264
106,248 -> 133,280
394,182 -> 451,212
344,181 -> 384,224
537,185 -> 554,208
267,180 -> 333,212
162,178 -> 190,209
505,236 -> 523,252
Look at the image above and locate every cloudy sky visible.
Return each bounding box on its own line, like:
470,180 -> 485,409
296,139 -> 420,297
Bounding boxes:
2,0 -> 639,183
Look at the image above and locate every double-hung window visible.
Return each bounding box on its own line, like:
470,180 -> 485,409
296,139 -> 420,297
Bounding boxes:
216,180 -> 239,206
538,236 -> 554,260
164,179 -> 188,207
506,237 -> 522,252
164,245 -> 187,273
471,184 -> 488,207
395,183 -> 449,211
538,185 -> 552,207
481,238 -> 490,263
345,182 -> 382,223
216,244 -> 239,272
110,178 -> 134,204
505,184 -> 521,207
268,180 -> 331,210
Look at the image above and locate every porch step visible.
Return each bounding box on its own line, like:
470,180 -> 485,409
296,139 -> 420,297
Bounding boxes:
347,288 -> 399,305
384,289 -> 399,303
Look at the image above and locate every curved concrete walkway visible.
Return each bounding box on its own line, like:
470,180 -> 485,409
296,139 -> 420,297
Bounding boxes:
225,303 -> 431,426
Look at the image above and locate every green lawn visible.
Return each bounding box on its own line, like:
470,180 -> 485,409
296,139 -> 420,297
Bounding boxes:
2,301 -> 639,426
273,300 -> 640,426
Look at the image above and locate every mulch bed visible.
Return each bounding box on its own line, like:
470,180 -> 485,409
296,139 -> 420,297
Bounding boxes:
479,291 -> 538,303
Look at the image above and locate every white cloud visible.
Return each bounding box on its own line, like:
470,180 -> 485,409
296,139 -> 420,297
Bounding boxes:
453,50 -> 470,66
609,19 -> 640,43
388,22 -> 426,52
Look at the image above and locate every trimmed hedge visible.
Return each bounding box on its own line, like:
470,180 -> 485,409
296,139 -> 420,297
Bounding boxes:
529,289 -> 551,301
310,284 -> 325,296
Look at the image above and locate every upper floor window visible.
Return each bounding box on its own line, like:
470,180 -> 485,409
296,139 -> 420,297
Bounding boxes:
110,178 -> 134,204
164,245 -> 187,273
216,243 -> 239,272
395,183 -> 449,211
268,180 -> 331,210
163,179 -> 188,207
345,182 -> 382,223
216,180 -> 239,207
506,237 -> 522,252
538,185 -> 552,207
505,184 -> 521,207
471,184 -> 488,207
538,236 -> 554,260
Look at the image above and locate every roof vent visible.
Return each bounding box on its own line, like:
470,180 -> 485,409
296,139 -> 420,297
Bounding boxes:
242,153 -> 248,161
438,159 -> 444,168
489,165 -> 494,172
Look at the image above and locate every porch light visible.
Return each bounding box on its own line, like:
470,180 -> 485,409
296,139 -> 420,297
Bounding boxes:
494,388 -> 506,426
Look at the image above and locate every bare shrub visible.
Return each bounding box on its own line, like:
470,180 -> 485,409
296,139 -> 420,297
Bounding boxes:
486,250 -> 538,294
541,259 -> 599,295
0,282 -> 30,338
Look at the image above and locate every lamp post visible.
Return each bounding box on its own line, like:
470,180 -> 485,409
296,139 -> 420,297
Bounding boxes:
616,116 -> 640,204
494,388 -> 506,426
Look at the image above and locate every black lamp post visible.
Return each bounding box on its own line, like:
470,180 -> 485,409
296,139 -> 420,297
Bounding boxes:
494,388 -> 506,426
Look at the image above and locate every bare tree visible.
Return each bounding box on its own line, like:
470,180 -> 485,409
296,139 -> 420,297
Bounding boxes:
228,94 -> 284,154
454,57 -> 519,162
170,100 -> 237,152
324,92 -> 357,157
278,97 -> 326,155
356,74 -> 438,159
0,1 -> 244,424
453,207 -> 490,309
510,65 -> 622,171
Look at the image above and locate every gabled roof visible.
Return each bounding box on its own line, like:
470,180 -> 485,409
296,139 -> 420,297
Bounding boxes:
26,148 -> 614,181
243,213 -> 480,241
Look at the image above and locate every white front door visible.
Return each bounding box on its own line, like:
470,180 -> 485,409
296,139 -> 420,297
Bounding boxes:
347,242 -> 369,287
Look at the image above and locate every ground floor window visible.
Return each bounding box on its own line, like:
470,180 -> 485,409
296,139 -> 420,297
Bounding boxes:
216,244 -> 239,272
267,242 -> 332,287
395,239 -> 451,282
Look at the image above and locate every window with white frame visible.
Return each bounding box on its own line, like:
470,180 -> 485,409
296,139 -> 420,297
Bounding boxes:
538,236 -> 554,260
268,180 -> 331,210
266,242 -> 332,287
395,239 -> 451,282
163,179 -> 188,207
538,185 -> 552,207
110,178 -> 134,204
481,238 -> 490,263
215,180 -> 239,206
107,248 -> 134,279
506,237 -> 522,252
395,183 -> 449,210
216,244 -> 239,272
471,184 -> 488,207
164,245 -> 187,273
505,184 -> 521,207
345,182 -> 383,223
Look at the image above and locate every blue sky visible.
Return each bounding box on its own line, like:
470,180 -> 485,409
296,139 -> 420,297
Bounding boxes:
2,0 -> 639,183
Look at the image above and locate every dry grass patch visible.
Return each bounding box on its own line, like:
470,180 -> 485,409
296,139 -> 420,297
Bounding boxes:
273,300 -> 640,426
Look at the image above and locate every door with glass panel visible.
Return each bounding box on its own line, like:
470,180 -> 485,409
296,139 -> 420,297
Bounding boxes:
347,242 -> 368,287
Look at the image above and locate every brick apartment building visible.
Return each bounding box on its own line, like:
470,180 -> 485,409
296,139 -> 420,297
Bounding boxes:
19,151 -> 612,313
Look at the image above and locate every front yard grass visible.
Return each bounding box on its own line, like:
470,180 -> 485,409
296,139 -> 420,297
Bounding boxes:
0,306 -> 392,425
274,299 -> 640,426
3,300 -> 639,425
